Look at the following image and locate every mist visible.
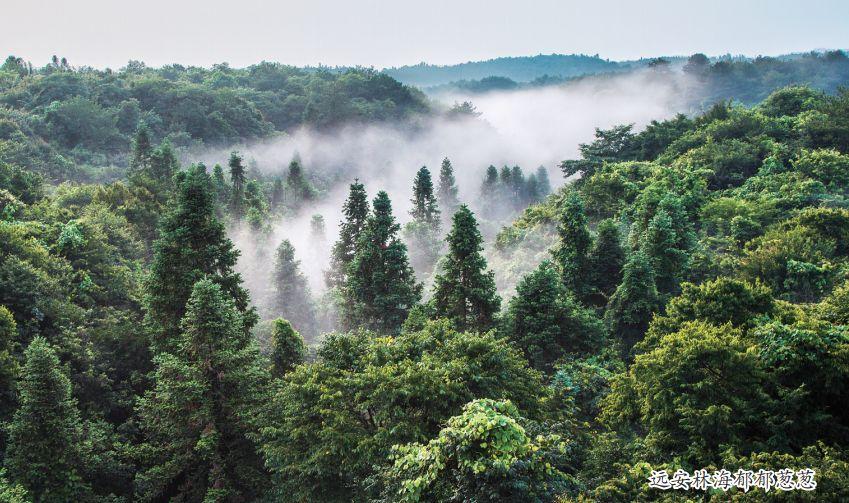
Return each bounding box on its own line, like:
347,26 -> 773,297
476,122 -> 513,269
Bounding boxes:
208,69 -> 698,314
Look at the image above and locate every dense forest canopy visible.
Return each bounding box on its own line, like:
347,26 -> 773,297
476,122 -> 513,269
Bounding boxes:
1,48 -> 849,501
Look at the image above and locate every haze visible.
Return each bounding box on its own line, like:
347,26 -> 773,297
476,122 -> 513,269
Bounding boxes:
3,0 -> 848,69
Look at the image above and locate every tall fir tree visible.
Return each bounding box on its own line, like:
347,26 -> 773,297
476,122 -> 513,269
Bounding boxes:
432,205 -> 501,332
502,261 -> 604,371
270,178 -> 285,212
129,123 -> 153,176
269,239 -> 317,340
145,163 -> 255,354
604,250 -> 660,358
6,337 -> 87,502
535,165 -> 552,198
480,165 -> 499,219
136,279 -> 272,501
553,192 -> 593,303
212,163 -> 229,205
344,191 -> 422,334
640,208 -> 689,296
228,151 -> 247,220
587,218 -> 626,305
287,157 -> 313,204
437,157 -> 460,217
326,180 -> 369,288
410,166 -> 440,229
269,318 -> 305,378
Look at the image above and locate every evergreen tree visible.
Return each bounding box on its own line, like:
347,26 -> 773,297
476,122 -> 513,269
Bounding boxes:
326,180 -> 369,288
410,166 -> 440,229
432,205 -> 501,332
437,157 -> 460,217
129,123 -> 153,175
502,261 -> 604,371
270,318 -> 305,378
6,337 -> 86,502
640,208 -> 689,296
269,239 -> 317,340
136,279 -> 272,501
229,151 -> 247,219
480,165 -> 499,219
212,163 -> 229,204
145,164 -> 255,354
344,191 -> 422,334
605,250 -> 660,358
310,214 -> 326,244
553,192 -> 593,303
287,157 -> 313,204
271,177 -> 284,212
510,165 -> 525,205
588,218 -> 626,305
535,165 -> 551,197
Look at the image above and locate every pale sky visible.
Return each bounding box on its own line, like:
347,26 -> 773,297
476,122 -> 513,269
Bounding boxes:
3,0 -> 847,70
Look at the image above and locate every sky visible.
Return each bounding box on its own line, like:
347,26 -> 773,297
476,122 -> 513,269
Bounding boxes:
3,0 -> 848,70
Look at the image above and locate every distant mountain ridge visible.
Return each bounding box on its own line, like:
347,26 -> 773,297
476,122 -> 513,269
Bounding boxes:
383,53 -> 627,87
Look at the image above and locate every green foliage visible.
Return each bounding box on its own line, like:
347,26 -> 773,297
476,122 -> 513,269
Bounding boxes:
135,279 -> 272,501
437,157 -> 460,218
502,261 -> 604,371
553,192 -> 593,302
268,239 -> 317,340
432,205 -> 501,332
261,320 -> 546,501
326,180 -> 369,288
269,318 -> 305,377
587,219 -> 625,305
385,399 -> 574,502
344,191 -> 422,334
5,337 -> 87,502
145,163 -> 255,353
604,251 -> 660,357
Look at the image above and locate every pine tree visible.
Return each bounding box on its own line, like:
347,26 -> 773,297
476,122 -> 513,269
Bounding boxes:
502,261 -> 603,371
640,208 -> 688,296
326,180 -> 369,288
432,205 -> 501,332
310,214 -> 326,244
480,165 -> 499,219
344,191 -> 422,334
212,163 -> 229,205
6,337 -> 86,502
605,250 -> 660,358
410,166 -> 440,229
287,157 -> 313,204
271,178 -> 284,211
270,318 -> 305,377
269,239 -> 317,339
229,151 -> 247,219
437,157 -> 460,217
136,279 -> 272,501
553,192 -> 593,303
510,165 -> 525,205
535,166 -> 552,198
129,124 -> 153,175
145,164 -> 255,354
588,219 -> 626,305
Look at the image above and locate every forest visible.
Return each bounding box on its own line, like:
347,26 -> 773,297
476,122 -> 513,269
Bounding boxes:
1,49 -> 849,502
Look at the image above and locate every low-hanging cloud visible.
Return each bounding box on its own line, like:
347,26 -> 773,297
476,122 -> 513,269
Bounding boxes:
204,69 -> 698,300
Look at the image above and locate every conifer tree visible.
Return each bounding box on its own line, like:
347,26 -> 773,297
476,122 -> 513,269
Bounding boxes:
410,166 -> 440,229
229,151 -> 247,219
271,177 -> 285,211
287,157 -> 313,204
437,157 -> 460,216
136,279 -> 272,501
432,205 -> 501,332
6,337 -> 86,502
588,218 -> 626,305
129,124 -> 153,175
502,261 -> 603,371
145,164 -> 255,354
326,180 -> 369,288
605,250 -> 660,358
480,165 -> 499,219
535,165 -> 552,197
270,239 -> 317,339
553,192 -> 593,303
344,191 -> 422,334
212,163 -> 229,204
640,208 -> 688,296
270,318 -> 305,377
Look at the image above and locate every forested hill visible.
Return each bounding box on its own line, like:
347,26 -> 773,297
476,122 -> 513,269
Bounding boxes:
384,53 -> 626,87
0,57 -> 429,181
